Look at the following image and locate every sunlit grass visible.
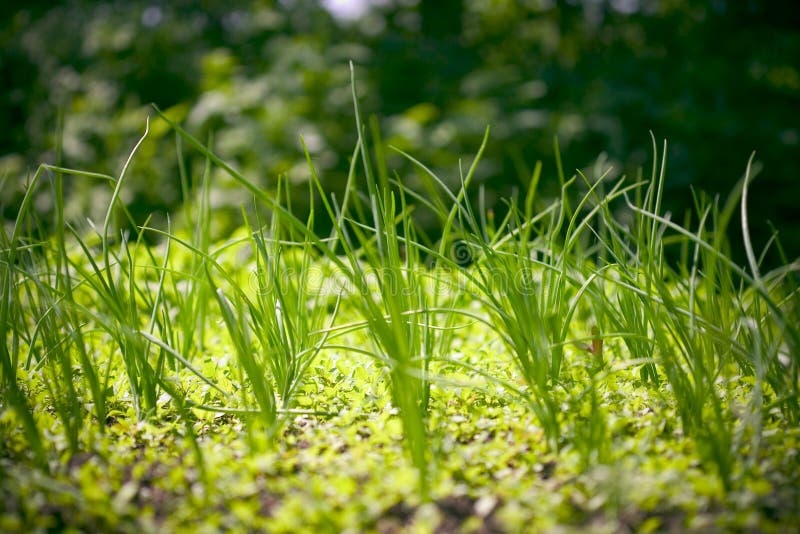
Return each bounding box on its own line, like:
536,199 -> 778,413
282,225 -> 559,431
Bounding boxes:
1,69 -> 798,531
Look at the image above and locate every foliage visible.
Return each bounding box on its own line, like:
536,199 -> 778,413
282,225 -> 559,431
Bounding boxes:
2,0 -> 799,264
2,82 -> 799,529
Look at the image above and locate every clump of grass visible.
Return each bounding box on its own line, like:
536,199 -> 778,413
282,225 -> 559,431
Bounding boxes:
246,183 -> 339,412
587,138 -> 800,490
205,174 -> 341,443
398,136 -> 637,457
298,65 -> 460,495
1,170 -> 51,470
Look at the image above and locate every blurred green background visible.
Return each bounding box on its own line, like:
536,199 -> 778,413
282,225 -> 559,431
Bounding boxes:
1,0 -> 798,263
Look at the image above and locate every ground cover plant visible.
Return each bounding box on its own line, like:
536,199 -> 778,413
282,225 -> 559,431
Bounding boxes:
2,70 -> 799,532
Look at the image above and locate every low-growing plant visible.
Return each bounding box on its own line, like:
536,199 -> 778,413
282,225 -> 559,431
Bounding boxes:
1,68 -> 798,532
